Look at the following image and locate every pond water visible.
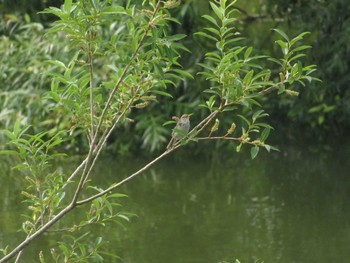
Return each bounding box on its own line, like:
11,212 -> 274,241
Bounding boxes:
1,144 -> 350,263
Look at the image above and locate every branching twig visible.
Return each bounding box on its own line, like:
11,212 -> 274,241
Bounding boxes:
91,0 -> 162,148
87,41 -> 95,142
77,110 -> 221,205
71,0 -> 162,205
0,2 -> 164,262
0,205 -> 74,263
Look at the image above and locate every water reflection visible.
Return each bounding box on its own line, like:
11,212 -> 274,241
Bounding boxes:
0,145 -> 350,262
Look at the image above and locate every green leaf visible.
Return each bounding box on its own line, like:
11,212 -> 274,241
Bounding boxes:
102,5 -> 126,15
308,104 -> 324,113
244,47 -> 252,60
238,114 -> 250,126
13,120 -> 21,138
260,127 -> 271,141
243,70 -> 254,85
268,57 -> 283,66
272,28 -> 290,42
290,32 -> 310,46
2,130 -> 16,140
150,90 -> 173,98
164,34 -> 187,41
264,144 -> 279,152
204,27 -> 221,37
209,1 -> 224,20
47,60 -> 67,70
222,17 -> 237,27
275,40 -> 288,55
63,0 -> 72,13
291,45 -> 312,53
289,53 -> 306,63
171,69 -> 193,79
0,150 -> 18,155
201,14 -> 219,27
275,40 -> 288,49
252,110 -> 265,122
250,145 -> 259,159
278,84 -> 285,94
195,31 -> 218,42
108,193 -> 128,199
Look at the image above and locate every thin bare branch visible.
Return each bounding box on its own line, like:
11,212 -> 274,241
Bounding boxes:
76,150 -> 171,205
88,41 -> 95,141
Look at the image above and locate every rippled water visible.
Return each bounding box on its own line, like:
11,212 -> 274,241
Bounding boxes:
1,144 -> 349,262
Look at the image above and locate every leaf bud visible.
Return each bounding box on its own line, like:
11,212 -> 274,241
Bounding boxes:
226,122 -> 236,135
285,89 -> 299,96
210,118 -> 220,134
164,0 -> 181,9
140,95 -> 157,102
135,101 -> 150,108
74,59 -> 86,65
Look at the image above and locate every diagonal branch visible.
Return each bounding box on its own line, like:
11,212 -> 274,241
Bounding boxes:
77,111 -> 221,206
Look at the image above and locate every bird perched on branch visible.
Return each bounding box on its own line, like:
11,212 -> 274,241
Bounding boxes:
166,114 -> 190,150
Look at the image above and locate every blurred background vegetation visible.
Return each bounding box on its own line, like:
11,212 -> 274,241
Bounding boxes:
1,0 -> 348,155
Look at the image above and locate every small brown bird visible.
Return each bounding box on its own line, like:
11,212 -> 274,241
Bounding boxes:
166,114 -> 190,150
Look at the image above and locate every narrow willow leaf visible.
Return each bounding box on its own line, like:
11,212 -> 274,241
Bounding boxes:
238,114 -> 250,126
291,45 -> 312,53
172,69 -> 193,79
290,54 -> 307,64
251,69 -> 270,82
47,60 -> 67,70
278,84 -> 286,94
13,120 -> 21,138
202,14 -> 219,27
275,40 -> 288,55
164,34 -> 187,41
209,2 -> 224,20
204,27 -> 221,37
108,193 -> 128,198
0,150 -> 18,155
150,90 -> 173,98
222,17 -> 237,27
267,57 -> 283,66
244,47 -> 252,60
195,31 -> 218,42
272,28 -> 290,42
63,0 -> 72,13
260,127 -> 271,141
252,110 -> 265,122
243,70 -> 254,85
290,32 -> 310,46
250,145 -> 259,159
102,6 -> 126,15
275,40 -> 288,49
224,37 -> 245,46
264,144 -> 279,152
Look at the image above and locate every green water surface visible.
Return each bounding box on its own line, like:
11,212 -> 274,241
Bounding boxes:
1,145 -> 349,262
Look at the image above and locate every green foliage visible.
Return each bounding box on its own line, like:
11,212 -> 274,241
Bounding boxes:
233,0 -> 348,137
288,0 -> 350,133
0,17 -> 66,131
0,0 -> 317,262
1,121 -> 67,234
193,0 -> 316,157
49,233 -> 111,263
39,0 -> 191,150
